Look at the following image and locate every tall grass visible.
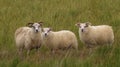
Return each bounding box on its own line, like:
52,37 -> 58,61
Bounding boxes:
0,0 -> 120,67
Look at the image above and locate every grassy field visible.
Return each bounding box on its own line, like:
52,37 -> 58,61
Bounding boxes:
0,0 -> 120,67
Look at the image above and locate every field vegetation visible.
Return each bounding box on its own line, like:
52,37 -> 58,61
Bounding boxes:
0,0 -> 120,67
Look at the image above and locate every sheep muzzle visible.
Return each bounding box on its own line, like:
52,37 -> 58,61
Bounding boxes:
35,30 -> 39,33
81,29 -> 84,32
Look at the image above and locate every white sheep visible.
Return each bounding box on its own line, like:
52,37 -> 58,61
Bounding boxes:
42,28 -> 78,53
76,22 -> 114,48
15,22 -> 43,55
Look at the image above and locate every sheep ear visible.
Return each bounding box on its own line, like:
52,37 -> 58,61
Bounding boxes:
27,23 -> 33,27
38,22 -> 43,26
48,28 -> 52,32
41,28 -> 44,32
86,22 -> 91,26
75,23 -> 81,27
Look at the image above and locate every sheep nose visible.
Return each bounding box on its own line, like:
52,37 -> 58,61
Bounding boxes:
35,30 -> 39,32
81,29 -> 84,32
45,33 -> 47,36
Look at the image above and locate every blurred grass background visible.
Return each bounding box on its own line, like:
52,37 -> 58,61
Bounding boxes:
0,0 -> 120,67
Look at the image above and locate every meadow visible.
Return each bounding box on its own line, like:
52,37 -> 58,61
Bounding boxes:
0,0 -> 120,67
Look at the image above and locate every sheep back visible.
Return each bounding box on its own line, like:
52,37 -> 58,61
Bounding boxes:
44,30 -> 78,50
79,25 -> 114,46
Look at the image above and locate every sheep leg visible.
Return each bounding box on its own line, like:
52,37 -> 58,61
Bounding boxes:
36,47 -> 39,54
89,48 -> 92,55
71,44 -> 78,53
17,48 -> 24,59
25,43 -> 31,56
86,44 -> 93,48
36,45 -> 41,55
64,45 -> 72,53
18,48 -> 23,56
27,49 -> 30,56
86,44 -> 93,55
67,45 -> 72,50
51,49 -> 55,54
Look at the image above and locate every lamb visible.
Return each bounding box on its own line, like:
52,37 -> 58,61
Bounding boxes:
15,22 -> 43,55
76,22 -> 114,48
42,28 -> 78,53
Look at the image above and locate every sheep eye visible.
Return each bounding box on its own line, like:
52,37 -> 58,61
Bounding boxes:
47,31 -> 50,33
79,26 -> 81,28
32,26 -> 35,28
85,25 -> 88,28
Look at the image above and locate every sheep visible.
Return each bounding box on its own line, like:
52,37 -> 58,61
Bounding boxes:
15,22 -> 43,55
41,28 -> 78,53
75,22 -> 114,48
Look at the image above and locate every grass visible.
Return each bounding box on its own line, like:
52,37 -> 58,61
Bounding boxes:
0,0 -> 120,67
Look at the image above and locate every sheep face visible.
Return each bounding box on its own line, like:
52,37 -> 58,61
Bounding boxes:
76,22 -> 91,32
27,22 -> 43,33
42,28 -> 51,37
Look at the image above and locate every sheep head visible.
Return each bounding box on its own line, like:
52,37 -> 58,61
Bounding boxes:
27,22 -> 43,33
42,28 -> 52,37
75,22 -> 91,32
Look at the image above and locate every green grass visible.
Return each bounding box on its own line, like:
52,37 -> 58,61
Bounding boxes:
0,0 -> 120,67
